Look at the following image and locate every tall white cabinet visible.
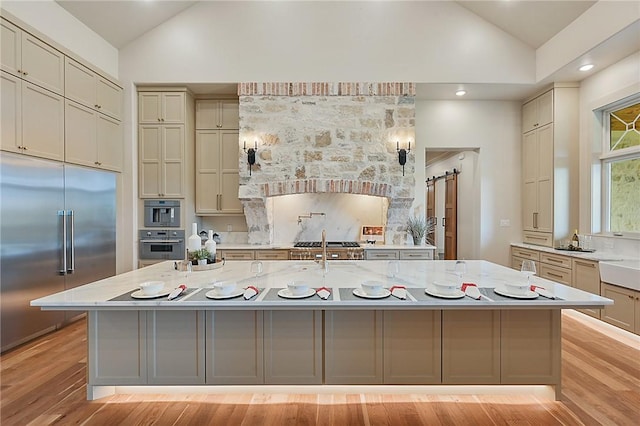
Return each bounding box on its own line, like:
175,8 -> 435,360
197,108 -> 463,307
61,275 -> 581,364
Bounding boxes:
521,86 -> 579,247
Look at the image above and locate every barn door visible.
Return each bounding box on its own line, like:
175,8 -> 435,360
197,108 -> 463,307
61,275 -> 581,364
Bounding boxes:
426,180 -> 436,247
444,173 -> 458,260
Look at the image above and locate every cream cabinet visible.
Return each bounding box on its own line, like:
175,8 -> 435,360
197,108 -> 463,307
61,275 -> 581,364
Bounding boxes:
538,252 -> 572,286
1,18 -> 64,96
522,90 -> 553,133
601,283 -> 639,334
510,246 -> 540,272
65,57 -> 122,120
217,250 -> 255,261
139,92 -> 185,124
195,99 -> 239,130
1,72 -> 64,161
139,124 -> 185,198
572,258 -> 601,319
521,86 -> 578,247
195,130 -> 242,214
65,100 -> 122,172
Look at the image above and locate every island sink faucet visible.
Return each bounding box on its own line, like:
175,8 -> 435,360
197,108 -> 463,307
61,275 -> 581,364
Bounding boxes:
320,229 -> 327,267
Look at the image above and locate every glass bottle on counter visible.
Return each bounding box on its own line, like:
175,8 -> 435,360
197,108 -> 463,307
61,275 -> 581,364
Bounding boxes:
187,223 -> 201,261
571,229 -> 580,248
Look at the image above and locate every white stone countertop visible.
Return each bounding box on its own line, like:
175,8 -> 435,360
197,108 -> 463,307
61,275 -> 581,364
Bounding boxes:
213,243 -> 436,250
32,260 -> 611,311
511,242 -> 631,262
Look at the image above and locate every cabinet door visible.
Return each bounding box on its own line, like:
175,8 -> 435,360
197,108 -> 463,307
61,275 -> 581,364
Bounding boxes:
442,310 -> 500,384
635,296 -> 640,335
324,310 -> 383,384
536,90 -> 553,128
65,100 -> 97,167
139,125 -> 162,197
601,283 -> 635,332
536,124 -> 554,233
1,72 -> 22,153
96,76 -> 122,120
139,92 -> 162,123
147,310 -> 205,384
21,32 -> 64,95
195,99 -> 218,129
264,310 -> 322,384
65,58 -> 95,109
96,113 -> 122,172
88,311 -> 147,385
399,250 -> 433,260
572,259 -> 601,318
365,250 -> 399,260
522,99 -> 537,134
219,100 -> 239,129
384,310 -> 441,384
21,81 -> 64,161
1,20 -> 21,77
522,131 -> 537,231
162,92 -> 185,123
206,310 -> 264,384
501,309 -> 560,385
162,125 -> 185,198
195,130 -> 221,213
220,130 -> 242,213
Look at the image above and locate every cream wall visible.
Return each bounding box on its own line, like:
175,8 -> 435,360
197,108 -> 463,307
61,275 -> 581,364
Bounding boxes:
415,101 -> 522,265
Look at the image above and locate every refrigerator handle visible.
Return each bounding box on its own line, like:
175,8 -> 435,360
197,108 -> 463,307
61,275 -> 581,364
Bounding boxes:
68,210 -> 75,273
58,210 -> 67,275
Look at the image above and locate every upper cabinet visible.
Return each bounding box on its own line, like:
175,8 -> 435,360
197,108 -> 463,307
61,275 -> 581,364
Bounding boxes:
522,90 -> 553,134
196,99 -> 239,130
139,92 -> 185,124
1,19 -> 64,96
65,58 -> 122,120
521,86 -> 579,248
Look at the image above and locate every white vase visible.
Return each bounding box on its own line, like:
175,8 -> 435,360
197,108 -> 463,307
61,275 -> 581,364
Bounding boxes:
198,259 -> 207,266
187,223 -> 201,254
204,230 -> 217,261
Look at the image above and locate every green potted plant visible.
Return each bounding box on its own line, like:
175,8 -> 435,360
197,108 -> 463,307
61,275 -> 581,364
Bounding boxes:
407,215 -> 436,246
192,248 -> 211,266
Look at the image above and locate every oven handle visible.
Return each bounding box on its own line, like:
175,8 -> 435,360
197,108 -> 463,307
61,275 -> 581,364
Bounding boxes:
139,239 -> 184,243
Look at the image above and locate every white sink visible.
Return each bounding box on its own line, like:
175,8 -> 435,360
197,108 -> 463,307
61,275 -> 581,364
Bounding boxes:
599,259 -> 640,291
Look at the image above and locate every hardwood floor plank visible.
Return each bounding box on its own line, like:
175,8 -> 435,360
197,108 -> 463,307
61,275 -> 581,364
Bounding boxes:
1,311 -> 639,425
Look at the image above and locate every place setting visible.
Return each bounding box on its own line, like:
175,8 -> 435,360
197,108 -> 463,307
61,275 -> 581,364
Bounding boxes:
492,260 -> 542,299
111,281 -> 197,302
340,281 -> 410,301
262,281 -> 333,301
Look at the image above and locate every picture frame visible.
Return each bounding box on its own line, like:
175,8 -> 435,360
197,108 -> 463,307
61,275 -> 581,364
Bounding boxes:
361,225 -> 385,243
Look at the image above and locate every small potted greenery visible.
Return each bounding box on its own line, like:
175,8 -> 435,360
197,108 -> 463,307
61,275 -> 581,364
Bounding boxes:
407,215 -> 435,246
192,248 -> 211,266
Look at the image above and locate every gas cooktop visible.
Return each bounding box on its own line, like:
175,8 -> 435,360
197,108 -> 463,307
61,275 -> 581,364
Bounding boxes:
293,241 -> 361,248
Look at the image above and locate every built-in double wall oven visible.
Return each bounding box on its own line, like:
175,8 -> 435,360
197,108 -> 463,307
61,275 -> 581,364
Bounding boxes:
139,200 -> 185,261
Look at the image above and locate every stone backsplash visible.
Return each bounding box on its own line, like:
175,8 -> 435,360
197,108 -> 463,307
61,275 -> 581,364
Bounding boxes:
238,82 -> 416,245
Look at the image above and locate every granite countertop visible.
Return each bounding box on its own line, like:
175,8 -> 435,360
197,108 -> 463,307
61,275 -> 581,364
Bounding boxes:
511,242 -> 629,262
31,259 -> 611,311
215,243 -> 436,250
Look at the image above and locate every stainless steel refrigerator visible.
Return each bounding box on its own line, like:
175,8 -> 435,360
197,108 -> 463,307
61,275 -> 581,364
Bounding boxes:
1,152 -> 116,352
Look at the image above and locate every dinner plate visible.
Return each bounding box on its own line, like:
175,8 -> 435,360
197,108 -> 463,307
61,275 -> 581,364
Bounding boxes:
131,289 -> 171,299
353,288 -> 391,299
493,287 -> 539,299
277,288 -> 316,299
205,288 -> 244,300
425,288 -> 465,299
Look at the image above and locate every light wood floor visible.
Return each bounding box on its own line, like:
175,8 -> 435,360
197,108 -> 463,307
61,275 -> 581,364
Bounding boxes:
1,311 -> 639,425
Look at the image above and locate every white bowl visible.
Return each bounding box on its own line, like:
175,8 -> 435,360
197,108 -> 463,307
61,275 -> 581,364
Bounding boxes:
213,281 -> 237,296
432,280 -> 459,296
503,281 -> 531,295
361,280 -> 385,296
288,281 -> 310,296
139,281 -> 165,296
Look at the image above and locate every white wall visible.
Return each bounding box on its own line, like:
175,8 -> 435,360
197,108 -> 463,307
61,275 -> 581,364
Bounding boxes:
416,101 -> 522,265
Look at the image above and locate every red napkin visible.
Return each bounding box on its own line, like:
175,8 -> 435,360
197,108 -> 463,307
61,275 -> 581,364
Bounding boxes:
168,284 -> 187,300
390,285 -> 407,300
530,285 -> 555,299
461,282 -> 481,300
316,286 -> 331,300
243,285 -> 259,300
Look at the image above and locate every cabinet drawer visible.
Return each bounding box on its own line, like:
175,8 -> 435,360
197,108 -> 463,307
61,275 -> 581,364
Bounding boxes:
218,250 -> 254,261
255,250 -> 289,261
399,250 -> 433,260
511,256 -> 539,273
522,231 -> 552,247
510,247 -> 539,262
365,250 -> 399,260
539,264 -> 572,286
540,253 -> 571,269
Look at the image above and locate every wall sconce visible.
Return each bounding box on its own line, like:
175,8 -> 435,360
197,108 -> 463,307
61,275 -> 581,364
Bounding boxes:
397,140 -> 411,176
243,140 -> 258,176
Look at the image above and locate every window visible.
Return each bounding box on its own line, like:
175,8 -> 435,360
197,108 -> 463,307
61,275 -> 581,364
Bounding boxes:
601,100 -> 640,235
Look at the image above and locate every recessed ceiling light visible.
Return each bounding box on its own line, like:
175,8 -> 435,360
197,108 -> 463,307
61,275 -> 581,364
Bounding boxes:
579,64 -> 594,72
455,90 -> 466,97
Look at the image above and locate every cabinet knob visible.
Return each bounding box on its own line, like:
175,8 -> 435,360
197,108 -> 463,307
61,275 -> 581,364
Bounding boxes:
22,71 -> 28,76
95,104 -> 100,108
158,118 -> 162,122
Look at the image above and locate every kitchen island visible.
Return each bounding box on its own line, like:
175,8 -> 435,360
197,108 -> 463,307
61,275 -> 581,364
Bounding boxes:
31,260 -> 611,400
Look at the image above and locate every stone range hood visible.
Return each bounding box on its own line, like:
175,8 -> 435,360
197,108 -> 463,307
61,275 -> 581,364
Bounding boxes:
238,82 -> 416,245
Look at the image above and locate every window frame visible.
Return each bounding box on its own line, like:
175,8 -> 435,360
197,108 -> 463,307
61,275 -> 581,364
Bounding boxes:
599,97 -> 640,238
